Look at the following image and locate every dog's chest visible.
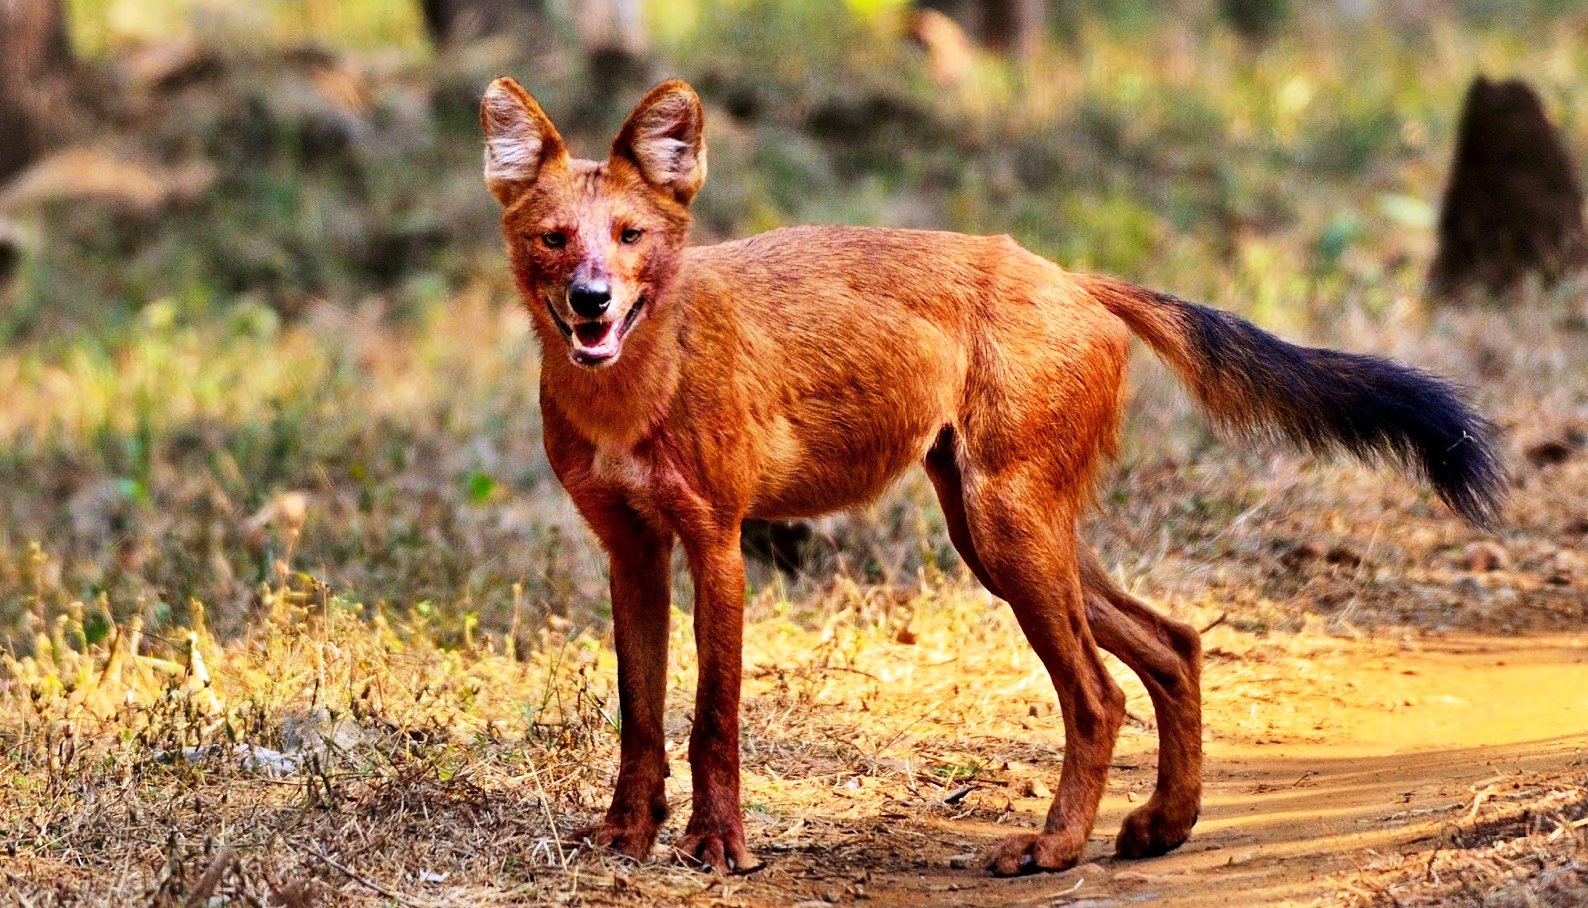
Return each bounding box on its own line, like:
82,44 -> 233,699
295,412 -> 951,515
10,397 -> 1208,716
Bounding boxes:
592,444 -> 651,490
590,443 -> 676,523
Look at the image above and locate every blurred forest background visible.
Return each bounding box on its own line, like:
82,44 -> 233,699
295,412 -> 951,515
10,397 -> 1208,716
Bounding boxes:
2,0 -> 1584,645
2,2 -> 1588,905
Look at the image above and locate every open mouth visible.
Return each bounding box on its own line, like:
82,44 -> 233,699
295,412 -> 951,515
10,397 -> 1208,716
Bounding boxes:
547,297 -> 646,367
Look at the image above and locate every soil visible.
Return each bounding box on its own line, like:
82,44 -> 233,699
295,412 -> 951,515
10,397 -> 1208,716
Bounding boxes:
636,632 -> 1588,908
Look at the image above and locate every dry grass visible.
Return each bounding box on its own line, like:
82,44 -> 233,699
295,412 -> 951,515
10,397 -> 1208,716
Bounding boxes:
0,561 -> 1135,904
0,536 -> 1417,906
1335,775 -> 1588,907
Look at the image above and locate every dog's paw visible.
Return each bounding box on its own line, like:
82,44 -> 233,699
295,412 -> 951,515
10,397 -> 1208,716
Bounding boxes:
674,817 -> 761,874
983,831 -> 1086,876
572,819 -> 660,862
1115,797 -> 1197,859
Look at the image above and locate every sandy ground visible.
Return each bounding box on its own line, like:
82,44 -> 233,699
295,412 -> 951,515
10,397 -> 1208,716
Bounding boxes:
854,636 -> 1588,908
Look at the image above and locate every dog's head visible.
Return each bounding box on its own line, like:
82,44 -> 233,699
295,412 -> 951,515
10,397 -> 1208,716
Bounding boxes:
482,78 -> 705,368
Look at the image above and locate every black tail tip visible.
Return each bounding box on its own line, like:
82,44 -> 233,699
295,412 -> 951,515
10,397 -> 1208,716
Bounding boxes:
1155,294 -> 1508,530
1428,417 -> 1508,531
1176,297 -> 1508,529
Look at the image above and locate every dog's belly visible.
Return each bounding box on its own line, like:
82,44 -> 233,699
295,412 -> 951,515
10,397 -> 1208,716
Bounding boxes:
745,354 -> 959,520
747,418 -> 941,520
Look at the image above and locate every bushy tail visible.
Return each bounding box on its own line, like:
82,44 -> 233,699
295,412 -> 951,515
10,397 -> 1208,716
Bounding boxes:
1091,277 -> 1506,528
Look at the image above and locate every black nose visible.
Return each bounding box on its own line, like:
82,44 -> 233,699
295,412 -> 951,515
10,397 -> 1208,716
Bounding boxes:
568,280 -> 611,319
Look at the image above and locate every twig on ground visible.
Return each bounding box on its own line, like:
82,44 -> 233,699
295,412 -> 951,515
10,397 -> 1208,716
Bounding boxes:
311,845 -> 424,907
182,844 -> 235,908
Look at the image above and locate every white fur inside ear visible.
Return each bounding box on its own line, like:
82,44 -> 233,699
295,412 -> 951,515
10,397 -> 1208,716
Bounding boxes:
483,86 -> 544,185
629,91 -> 702,188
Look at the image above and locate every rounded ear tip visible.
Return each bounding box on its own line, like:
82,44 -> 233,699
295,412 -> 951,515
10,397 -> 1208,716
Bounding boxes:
484,77 -> 520,100
652,78 -> 700,101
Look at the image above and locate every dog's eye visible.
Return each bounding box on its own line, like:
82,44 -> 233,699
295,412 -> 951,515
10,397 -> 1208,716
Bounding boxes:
619,228 -> 642,245
541,231 -> 566,249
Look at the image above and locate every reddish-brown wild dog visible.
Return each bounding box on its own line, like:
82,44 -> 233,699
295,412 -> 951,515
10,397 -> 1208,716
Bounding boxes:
481,77 -> 1504,876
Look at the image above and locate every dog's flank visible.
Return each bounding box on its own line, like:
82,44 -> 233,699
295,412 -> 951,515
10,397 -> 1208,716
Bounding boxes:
482,77 -> 1506,879
1091,278 -> 1506,527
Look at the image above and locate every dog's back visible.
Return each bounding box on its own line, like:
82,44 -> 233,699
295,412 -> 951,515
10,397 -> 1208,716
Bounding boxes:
672,224 -> 1134,518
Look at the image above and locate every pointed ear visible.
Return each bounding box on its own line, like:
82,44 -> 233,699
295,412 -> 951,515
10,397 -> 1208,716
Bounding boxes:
481,77 -> 567,206
611,80 -> 707,205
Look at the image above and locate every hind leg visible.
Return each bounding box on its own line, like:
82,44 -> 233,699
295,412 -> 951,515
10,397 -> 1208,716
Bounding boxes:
926,439 -> 1202,861
926,442 -> 1126,874
1079,550 -> 1202,858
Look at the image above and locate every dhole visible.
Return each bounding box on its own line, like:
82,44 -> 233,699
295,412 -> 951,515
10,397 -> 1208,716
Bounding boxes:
482,77 -> 1504,876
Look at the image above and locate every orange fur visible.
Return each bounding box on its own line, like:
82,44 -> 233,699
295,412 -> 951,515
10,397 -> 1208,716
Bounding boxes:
482,78 -> 1501,876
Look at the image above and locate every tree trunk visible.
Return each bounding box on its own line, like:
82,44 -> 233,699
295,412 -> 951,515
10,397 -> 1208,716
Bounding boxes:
420,0 -> 550,48
1427,76 -> 1588,302
421,0 -> 646,57
0,0 -> 73,182
917,0 -> 1045,58
573,0 -> 645,56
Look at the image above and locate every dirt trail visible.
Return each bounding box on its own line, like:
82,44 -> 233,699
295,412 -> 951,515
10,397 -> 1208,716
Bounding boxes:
841,635 -> 1588,907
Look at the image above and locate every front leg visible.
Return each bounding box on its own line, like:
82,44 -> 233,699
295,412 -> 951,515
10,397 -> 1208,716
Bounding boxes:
572,509 -> 675,861
675,519 -> 758,873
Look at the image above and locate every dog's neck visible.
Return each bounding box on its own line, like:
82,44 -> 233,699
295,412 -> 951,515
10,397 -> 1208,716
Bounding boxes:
536,289 -> 685,451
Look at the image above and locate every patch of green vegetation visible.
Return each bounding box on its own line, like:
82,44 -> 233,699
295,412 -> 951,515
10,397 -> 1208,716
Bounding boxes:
66,0 -> 427,55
